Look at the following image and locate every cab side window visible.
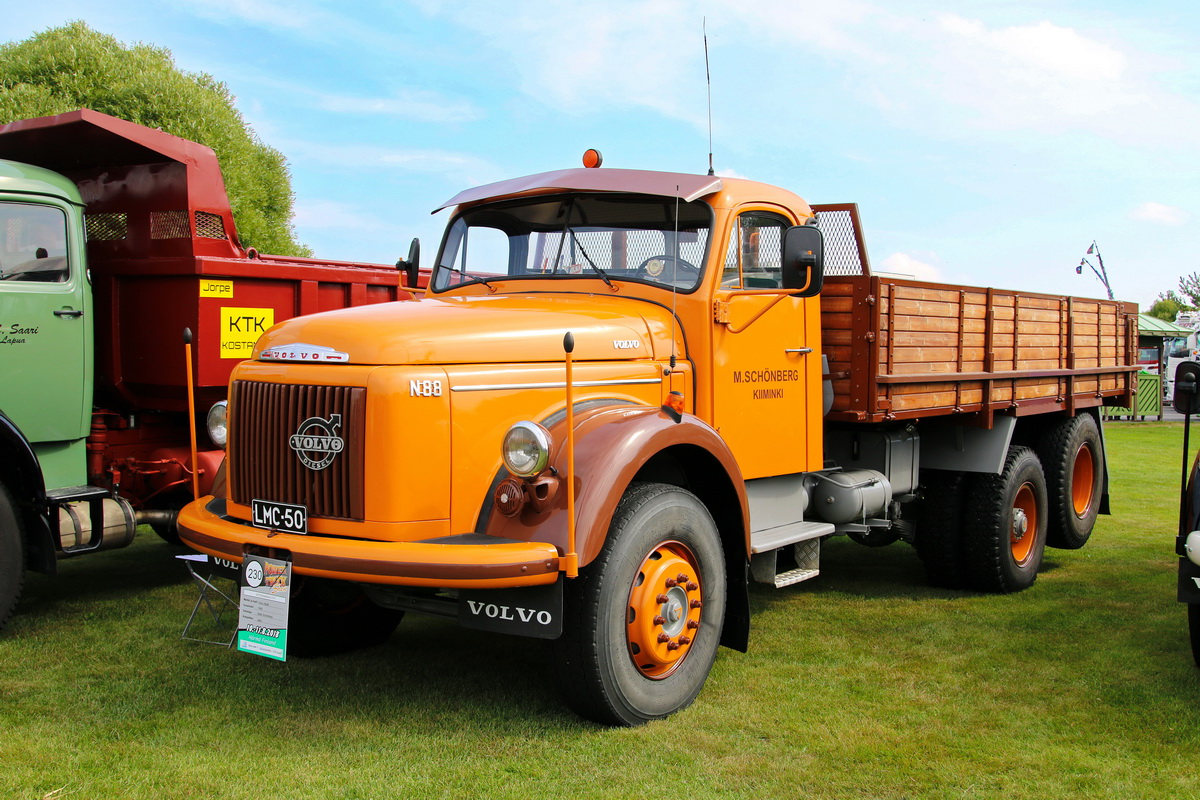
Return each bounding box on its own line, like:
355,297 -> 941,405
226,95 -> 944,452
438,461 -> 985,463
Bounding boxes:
0,203 -> 69,283
722,211 -> 788,289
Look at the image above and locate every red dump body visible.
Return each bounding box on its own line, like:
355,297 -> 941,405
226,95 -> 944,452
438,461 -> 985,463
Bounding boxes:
0,109 -> 423,507
0,109 -> 422,414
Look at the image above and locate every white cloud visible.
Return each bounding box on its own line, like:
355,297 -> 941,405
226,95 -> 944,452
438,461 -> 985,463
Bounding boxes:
1130,202 -> 1190,226
878,253 -> 941,282
419,0 -> 710,127
901,15 -> 1147,132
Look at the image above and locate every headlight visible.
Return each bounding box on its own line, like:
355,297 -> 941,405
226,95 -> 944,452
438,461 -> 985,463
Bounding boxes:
502,421 -> 551,477
206,400 -> 228,449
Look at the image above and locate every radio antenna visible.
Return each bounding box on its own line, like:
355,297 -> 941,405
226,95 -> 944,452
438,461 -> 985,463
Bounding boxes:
704,18 -> 714,177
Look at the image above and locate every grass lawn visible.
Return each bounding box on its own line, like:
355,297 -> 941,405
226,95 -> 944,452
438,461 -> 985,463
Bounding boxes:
2,421 -> 1199,799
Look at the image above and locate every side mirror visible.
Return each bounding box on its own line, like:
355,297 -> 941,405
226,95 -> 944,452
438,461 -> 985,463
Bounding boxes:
781,225 -> 824,297
396,238 -> 421,289
1175,362 -> 1200,415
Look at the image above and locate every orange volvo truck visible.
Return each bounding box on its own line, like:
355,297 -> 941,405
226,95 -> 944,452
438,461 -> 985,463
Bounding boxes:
178,155 -> 1137,725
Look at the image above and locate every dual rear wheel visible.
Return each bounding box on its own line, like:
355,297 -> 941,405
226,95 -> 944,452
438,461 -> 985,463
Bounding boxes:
913,414 -> 1103,593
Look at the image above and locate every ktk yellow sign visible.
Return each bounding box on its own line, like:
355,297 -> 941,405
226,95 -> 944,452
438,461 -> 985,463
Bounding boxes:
220,307 -> 274,359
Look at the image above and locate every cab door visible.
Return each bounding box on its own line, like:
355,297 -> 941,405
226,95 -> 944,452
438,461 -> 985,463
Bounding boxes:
710,210 -> 822,479
0,199 -> 92,445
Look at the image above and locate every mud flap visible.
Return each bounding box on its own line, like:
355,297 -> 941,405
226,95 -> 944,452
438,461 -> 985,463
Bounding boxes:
459,577 -> 563,639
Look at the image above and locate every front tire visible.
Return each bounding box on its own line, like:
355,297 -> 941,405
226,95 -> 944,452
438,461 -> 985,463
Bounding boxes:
0,482 -> 25,633
963,446 -> 1048,593
553,483 -> 726,726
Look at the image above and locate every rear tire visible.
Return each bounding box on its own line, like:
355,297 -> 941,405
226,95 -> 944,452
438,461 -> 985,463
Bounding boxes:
1037,414 -> 1103,550
912,470 -> 968,589
0,483 -> 25,633
286,578 -> 403,657
553,482 -> 725,726
963,446 -> 1048,593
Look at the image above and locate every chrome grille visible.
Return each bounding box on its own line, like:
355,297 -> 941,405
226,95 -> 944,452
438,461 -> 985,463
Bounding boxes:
229,380 -> 366,521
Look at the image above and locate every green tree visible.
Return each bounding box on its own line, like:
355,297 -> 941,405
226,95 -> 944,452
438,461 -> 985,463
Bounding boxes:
0,22 -> 310,256
1180,272 -> 1200,308
1149,290 -> 1192,322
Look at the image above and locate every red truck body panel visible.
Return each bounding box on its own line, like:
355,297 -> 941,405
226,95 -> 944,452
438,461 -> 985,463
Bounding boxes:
0,109 -> 425,507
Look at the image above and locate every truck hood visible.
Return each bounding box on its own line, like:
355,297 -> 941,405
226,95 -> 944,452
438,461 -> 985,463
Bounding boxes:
252,293 -> 680,365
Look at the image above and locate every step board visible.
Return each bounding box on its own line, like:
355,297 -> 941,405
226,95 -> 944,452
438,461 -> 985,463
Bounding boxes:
750,520 -> 834,554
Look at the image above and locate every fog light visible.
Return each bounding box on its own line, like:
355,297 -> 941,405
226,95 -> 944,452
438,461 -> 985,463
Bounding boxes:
502,421 -> 551,477
206,401 -> 228,448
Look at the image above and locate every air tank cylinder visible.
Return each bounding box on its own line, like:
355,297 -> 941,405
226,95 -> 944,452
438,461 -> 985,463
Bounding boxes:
810,470 -> 892,525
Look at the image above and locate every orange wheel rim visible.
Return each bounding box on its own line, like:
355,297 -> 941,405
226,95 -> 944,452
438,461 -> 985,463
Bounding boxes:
1011,482 -> 1038,564
626,540 -> 703,680
1071,442 -> 1096,517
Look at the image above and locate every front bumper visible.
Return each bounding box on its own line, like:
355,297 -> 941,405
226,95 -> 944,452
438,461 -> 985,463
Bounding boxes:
178,497 -> 561,589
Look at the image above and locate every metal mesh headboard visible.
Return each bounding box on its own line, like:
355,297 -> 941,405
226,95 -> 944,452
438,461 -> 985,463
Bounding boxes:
810,203 -> 871,277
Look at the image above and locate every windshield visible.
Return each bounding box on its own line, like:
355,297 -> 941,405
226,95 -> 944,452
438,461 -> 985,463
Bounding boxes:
432,193 -> 712,293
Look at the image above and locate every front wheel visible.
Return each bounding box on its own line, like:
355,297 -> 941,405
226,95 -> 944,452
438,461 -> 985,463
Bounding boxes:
553,482 -> 726,726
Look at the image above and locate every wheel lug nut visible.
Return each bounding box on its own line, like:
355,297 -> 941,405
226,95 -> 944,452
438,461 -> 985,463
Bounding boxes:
687,620 -> 699,630
690,599 -> 702,609
686,581 -> 698,591
678,636 -> 691,646
677,573 -> 688,583
653,615 -> 666,625
655,593 -> 669,604
667,641 -> 680,651
664,578 -> 678,588
657,633 -> 671,644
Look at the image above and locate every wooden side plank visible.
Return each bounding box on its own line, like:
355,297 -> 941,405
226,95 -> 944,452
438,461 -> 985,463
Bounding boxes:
821,274 -> 1137,425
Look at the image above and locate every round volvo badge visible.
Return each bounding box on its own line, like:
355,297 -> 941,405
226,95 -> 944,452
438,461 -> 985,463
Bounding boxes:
289,414 -> 345,471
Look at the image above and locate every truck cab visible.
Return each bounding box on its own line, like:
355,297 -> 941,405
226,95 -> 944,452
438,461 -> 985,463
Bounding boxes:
0,161 -> 92,490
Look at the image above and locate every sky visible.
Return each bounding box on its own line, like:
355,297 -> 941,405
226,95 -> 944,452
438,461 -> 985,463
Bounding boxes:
4,0 -> 1199,312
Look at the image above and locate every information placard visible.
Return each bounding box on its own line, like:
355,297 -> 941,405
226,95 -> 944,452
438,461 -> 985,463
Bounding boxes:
236,555 -> 291,661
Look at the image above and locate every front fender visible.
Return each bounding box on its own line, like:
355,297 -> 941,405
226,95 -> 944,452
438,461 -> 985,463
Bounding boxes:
483,404 -> 749,570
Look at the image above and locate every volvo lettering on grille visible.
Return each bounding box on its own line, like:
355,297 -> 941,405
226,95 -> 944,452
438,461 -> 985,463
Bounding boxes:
289,414 -> 345,471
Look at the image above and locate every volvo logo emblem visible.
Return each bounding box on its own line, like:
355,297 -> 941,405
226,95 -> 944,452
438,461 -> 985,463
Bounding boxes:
289,414 -> 344,471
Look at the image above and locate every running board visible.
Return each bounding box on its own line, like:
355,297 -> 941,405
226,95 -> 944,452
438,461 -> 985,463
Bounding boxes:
750,520 -> 834,554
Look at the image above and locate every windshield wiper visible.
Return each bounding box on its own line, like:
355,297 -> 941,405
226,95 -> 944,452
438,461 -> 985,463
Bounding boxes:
569,230 -> 614,289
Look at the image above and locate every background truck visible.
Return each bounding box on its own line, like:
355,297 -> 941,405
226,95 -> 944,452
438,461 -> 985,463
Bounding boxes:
178,157 -> 1137,725
0,109 -> 425,632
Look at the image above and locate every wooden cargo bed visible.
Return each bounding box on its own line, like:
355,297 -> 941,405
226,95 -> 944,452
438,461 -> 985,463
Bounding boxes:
820,275 -> 1139,427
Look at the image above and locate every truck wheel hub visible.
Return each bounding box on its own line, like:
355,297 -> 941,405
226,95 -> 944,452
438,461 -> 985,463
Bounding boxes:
626,540 -> 703,680
1012,508 -> 1028,538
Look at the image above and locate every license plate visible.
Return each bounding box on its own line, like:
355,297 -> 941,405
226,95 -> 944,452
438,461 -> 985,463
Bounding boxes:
251,499 -> 307,534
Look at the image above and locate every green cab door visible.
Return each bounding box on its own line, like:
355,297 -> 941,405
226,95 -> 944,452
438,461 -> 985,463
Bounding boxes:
0,198 -> 93,457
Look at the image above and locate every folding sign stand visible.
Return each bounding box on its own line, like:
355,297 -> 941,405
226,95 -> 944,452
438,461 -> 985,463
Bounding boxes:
177,553 -> 240,646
